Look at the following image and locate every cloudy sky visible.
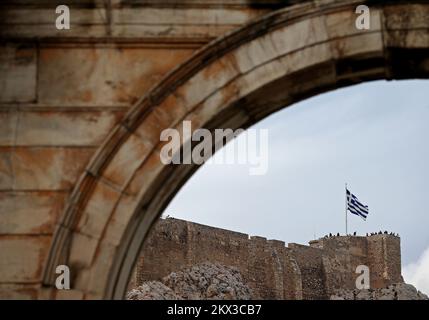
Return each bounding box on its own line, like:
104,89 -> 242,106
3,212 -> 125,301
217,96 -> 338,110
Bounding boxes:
163,79 -> 429,295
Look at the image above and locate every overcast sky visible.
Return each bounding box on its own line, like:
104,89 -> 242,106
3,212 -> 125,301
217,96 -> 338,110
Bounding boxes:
163,79 -> 429,295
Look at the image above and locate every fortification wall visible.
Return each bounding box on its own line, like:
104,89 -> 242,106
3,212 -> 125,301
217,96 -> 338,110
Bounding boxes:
312,236 -> 370,294
287,243 -> 325,299
133,218 -> 402,299
135,218 -> 302,299
367,235 -> 402,288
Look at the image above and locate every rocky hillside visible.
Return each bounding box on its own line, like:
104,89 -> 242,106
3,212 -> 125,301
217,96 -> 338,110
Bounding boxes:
127,263 -> 252,300
331,283 -> 428,300
128,262 -> 428,300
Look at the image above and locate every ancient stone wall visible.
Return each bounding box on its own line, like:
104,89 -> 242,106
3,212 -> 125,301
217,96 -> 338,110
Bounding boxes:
367,235 -> 402,288
134,218 -> 403,299
0,0 -> 272,298
135,218 -> 302,299
312,236 -> 369,294
288,243 -> 325,299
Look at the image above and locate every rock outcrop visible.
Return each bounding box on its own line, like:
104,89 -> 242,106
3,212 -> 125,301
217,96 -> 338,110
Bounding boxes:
127,281 -> 180,300
127,263 -> 252,300
330,283 -> 428,300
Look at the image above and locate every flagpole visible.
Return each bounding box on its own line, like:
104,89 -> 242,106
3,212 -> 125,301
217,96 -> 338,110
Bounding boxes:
345,183 -> 348,235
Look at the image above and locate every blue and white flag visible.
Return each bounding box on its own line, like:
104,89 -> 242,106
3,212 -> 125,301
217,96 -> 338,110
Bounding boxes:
346,189 -> 369,220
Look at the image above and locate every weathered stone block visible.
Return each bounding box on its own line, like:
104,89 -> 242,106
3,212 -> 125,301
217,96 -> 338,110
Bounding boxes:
86,242 -> 117,296
133,102 -> 186,146
384,4 -> 429,30
324,8 -> 381,38
0,235 -> 51,283
38,48 -> 193,106
68,232 -> 100,269
125,149 -> 165,197
0,191 -> 66,235
0,44 -> 37,103
330,32 -> 383,59
2,8 -> 107,25
7,147 -> 94,190
103,193 -> 139,246
15,110 -> 124,147
0,150 -> 13,190
77,179 -> 122,238
0,110 -> 18,145
113,8 -> 260,26
385,30 -> 429,49
0,284 -> 40,300
176,53 -> 240,111
54,289 -> 85,300
102,133 -> 152,190
271,16 -> 329,59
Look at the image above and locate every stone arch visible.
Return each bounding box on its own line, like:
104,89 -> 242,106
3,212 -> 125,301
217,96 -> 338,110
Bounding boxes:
41,0 -> 429,299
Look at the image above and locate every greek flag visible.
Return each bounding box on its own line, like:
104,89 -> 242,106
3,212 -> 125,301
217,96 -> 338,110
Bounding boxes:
346,189 -> 369,220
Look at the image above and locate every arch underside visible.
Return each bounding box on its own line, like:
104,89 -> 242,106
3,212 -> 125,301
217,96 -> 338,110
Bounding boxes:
41,0 -> 429,299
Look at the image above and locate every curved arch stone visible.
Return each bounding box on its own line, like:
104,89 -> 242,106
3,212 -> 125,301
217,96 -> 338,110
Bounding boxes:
41,1 -> 429,299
